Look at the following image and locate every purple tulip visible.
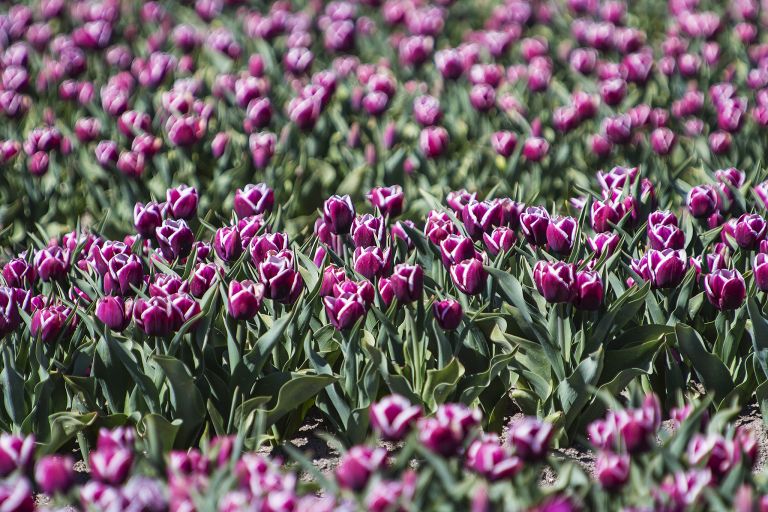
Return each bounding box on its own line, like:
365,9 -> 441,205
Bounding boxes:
133,297 -> 179,336
234,183 -> 274,218
370,395 -> 422,441
435,48 -> 464,79
133,202 -> 164,238
96,296 -> 133,332
103,253 -> 143,296
90,448 -> 133,486
647,249 -> 687,289
586,232 -> 620,257
323,195 -> 356,235
353,246 -> 390,280
320,265 -> 347,297
466,435 -> 522,481
596,451 -> 630,490
368,185 -> 404,218
324,292 -> 367,330
351,214 -> 386,248
546,216 -> 577,254
450,257 -> 486,296
214,226 -> 242,263
704,269 -> 746,311
34,246 -> 70,282
2,257 -> 36,288
439,235 -> 476,268
166,185 -> 198,220
591,198 -> 625,233
378,277 -> 395,308
419,126 -> 449,159
413,95 -> 442,126
249,233 -> 289,266
533,261 -> 577,304
335,446 -> 387,491
522,137 -> 549,161
227,280 -> 264,320
0,433 -> 35,477
483,227 -> 517,256
258,250 -> 303,304
463,200 -> 504,240
687,185 -> 718,218
249,132 -> 276,169
650,127 -> 676,155
469,83 -> 495,112
507,417 -> 554,461
602,114 -> 632,144
31,305 -> 71,344
491,131 -> 517,157
156,219 -> 194,260
648,224 -> 685,250
432,299 -> 463,330
390,264 -> 423,303
34,455 -> 74,495
734,213 -> 767,249
575,271 -> 604,310
520,206 -> 550,246
446,190 -> 477,213
212,132 -> 229,158
754,253 -> 768,291
190,263 -> 219,298
418,403 -> 481,456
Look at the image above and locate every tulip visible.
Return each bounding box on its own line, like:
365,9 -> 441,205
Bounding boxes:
34,246 -> 70,282
450,257 -> 486,295
687,433 -> 739,479
507,417 -> 554,461
156,219 -> 195,260
0,433 -> 35,476
212,132 -> 229,158
466,435 -> 522,481
320,265 -> 347,297
483,227 -> 517,256
189,263 -> 218,299
435,48 -> 464,79
650,127 -> 676,155
249,132 -> 276,169
368,185 -> 404,218
533,261 -> 577,304
522,137 -> 548,161
35,455 -> 74,495
446,190 -> 477,213
648,224 -> 685,250
378,277 -> 395,308
704,269 -> 746,311
419,126 -> 449,158
0,476 -> 34,511
370,395 -> 422,441
418,404 -> 481,456
323,195 -> 356,235
469,84 -> 495,111
351,214 -> 386,248
103,253 -> 144,296
250,233 -> 289,265
353,246 -> 390,280
687,185 -> 719,218
596,452 -> 630,490
2,257 -> 36,288
324,292 -> 366,330
428,298 -> 462,331
463,200 -> 504,240
390,264 -> 423,303
586,232 -> 620,257
575,271 -> 603,310
234,183 -> 274,218
646,249 -> 687,289
31,305 -> 71,343
133,202 -> 164,238
258,250 -> 303,304
491,131 -> 517,157
520,207 -> 550,246
335,446 -> 387,491
166,185 -> 198,220
90,448 -> 133,486
754,253 -> 768,291
734,213 -> 767,250
214,226 -> 242,262
425,210 -> 459,244
227,280 -> 264,320
591,199 -> 624,233
546,216 -> 577,254
413,95 -> 442,126
96,296 -> 133,332
133,297 -> 179,336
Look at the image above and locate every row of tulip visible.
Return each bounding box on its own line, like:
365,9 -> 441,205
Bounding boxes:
0,393 -> 763,512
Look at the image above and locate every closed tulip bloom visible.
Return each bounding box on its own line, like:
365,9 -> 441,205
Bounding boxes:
687,185 -> 718,218
324,292 -> 366,330
469,83 -> 496,112
687,433 -> 738,480
249,232 -> 289,265
0,433 -> 35,477
647,249 -> 687,289
586,232 -> 620,257
462,200 -> 504,240
368,185 -> 404,218
521,206 -> 550,246
370,395 -> 422,441
591,199 -> 624,233
320,265 -> 347,297
34,246 -> 70,282
754,253 -> 768,291
650,127 -> 676,155
419,126 -> 449,159
323,195 -> 356,235
214,226 -> 242,262
413,95 -> 442,126
211,132 -> 229,158
419,403 -> 481,457
522,137 -> 549,161
133,296 -> 179,336
2,257 -> 37,288
90,448 -> 133,486
353,246 -> 390,280
466,435 -> 522,481
491,131 -> 517,157
156,219 -> 194,260
575,271 -> 604,310
450,257 -> 486,295
103,253 -> 143,296
648,209 -> 679,228
435,48 -> 464,79
596,452 -> 630,490
227,280 -> 264,321
234,183 -> 274,218
390,264 -> 423,303
31,305 -> 71,343
335,446 -> 387,491
96,296 -> 133,332
351,214 -> 386,248
507,417 -> 554,461
734,213 -> 767,249
133,201 -> 164,238
446,190 -> 477,213
377,278 -> 395,307
546,216 -> 577,254
166,185 -> 198,220
425,210 -> 458,244
258,250 -> 303,304
433,299 -> 462,330
35,455 -> 74,495
533,261 -> 577,303
190,263 -> 219,298
704,269 -> 746,310
648,223 -> 685,250
483,227 -> 517,256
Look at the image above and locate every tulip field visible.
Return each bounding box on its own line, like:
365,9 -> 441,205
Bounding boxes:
9,0 -> 768,510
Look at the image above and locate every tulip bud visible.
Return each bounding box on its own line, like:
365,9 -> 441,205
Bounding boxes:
546,216 -> 577,254
335,446 -> 387,491
755,253 -> 768,291
190,263 -> 219,298
734,213 -> 766,249
433,298 -> 462,330
31,305 -> 71,343
103,253 -> 144,296
413,95 -> 442,126
96,296 -> 133,332
507,417 -> 554,461
214,226 -> 242,262
370,395 -> 422,441
2,257 -> 36,288
249,233 -> 289,266
704,269 -> 746,311
491,131 -> 517,157
418,404 -> 481,456
466,435 -> 522,482
419,126 -> 449,158
648,223 -> 685,250
687,185 -> 719,219
596,451 -> 630,490
156,220 -> 194,260
463,201 -> 504,240
234,183 -> 274,218
353,246 -> 390,280
320,265 -> 346,297
351,214 -> 386,248
587,232 -> 620,257
212,132 -> 229,158
390,264 -> 423,303
34,246 -> 70,282
133,202 -> 164,238
258,250 -> 303,304
575,271 -> 603,310
35,454 -> 74,495
522,137 -> 549,161
450,257 -> 486,295
90,448 -> 133,485
650,127 -> 676,155
133,296 -> 179,336
647,249 -> 687,289
323,195 -> 356,235
226,280 -> 264,321
368,185 -> 404,218
324,292 -> 366,330
166,185 -> 198,220
483,227 -> 516,256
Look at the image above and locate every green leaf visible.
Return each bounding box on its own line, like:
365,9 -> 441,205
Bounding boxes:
675,323 -> 734,404
1,345 -> 26,425
556,347 -> 604,430
747,297 -> 768,380
152,355 -> 206,446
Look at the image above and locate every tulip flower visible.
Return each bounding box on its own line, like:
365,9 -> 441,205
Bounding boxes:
335,446 -> 387,491
648,223 -> 685,251
687,185 -> 719,218
507,417 -> 554,461
596,452 -> 630,490
370,395 -> 422,441
733,213 -> 766,250
367,185 -> 404,218
351,214 -> 386,248
34,455 -> 74,495
754,253 -> 768,291
190,263 -> 219,298
432,299 -> 463,330
31,305 -> 71,343
323,195 -> 355,235
213,226 -> 242,263
575,271 -> 604,310
647,249 -> 687,289
156,220 -> 195,260
419,126 -> 449,158
90,448 -> 133,486
96,296 -> 133,332
450,257 -> 486,295
166,185 -> 198,220
234,183 -> 274,218
704,269 -> 746,311
520,206 -> 550,246
546,216 -> 577,254
533,261 -> 577,303
466,435 -> 522,481
133,297 -> 179,336
227,280 -> 264,320
324,292 -> 366,330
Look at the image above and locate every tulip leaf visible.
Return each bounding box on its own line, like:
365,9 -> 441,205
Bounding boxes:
152,355 -> 206,447
747,297 -> 768,380
1,345 -> 26,425
675,323 -> 734,403
556,346 -> 604,430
